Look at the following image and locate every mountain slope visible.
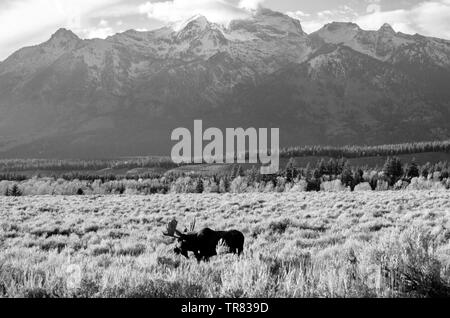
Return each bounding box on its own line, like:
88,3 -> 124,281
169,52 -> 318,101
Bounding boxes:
0,8 -> 449,158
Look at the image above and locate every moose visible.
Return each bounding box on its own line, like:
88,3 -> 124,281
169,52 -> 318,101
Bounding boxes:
163,218 -> 244,262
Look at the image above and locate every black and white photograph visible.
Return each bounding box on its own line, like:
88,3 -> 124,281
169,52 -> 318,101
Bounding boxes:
0,0 -> 450,304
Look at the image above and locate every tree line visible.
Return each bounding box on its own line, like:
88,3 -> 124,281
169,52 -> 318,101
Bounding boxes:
0,157 -> 178,172
0,140 -> 448,173
280,140 -> 450,158
2,157 -> 449,196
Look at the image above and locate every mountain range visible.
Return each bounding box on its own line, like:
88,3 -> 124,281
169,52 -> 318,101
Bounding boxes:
0,8 -> 449,158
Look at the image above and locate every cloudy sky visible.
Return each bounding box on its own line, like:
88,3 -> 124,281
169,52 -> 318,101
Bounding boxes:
1,0 -> 450,61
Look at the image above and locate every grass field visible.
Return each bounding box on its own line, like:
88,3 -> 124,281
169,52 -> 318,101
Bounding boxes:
1,191 -> 450,298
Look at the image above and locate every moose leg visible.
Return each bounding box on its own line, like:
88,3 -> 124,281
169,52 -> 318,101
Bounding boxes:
194,251 -> 202,263
237,247 -> 243,256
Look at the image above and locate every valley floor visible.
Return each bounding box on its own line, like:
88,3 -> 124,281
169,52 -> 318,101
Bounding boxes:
1,191 -> 450,297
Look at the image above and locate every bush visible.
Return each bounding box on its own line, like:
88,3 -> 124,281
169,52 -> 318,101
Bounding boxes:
376,180 -> 389,191
320,180 -> 347,192
230,176 -> 248,193
290,180 -> 307,192
354,182 -> 372,192
407,177 -> 446,191
372,228 -> 450,297
394,180 -> 409,190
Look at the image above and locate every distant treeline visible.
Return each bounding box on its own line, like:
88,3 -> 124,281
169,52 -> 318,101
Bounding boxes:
280,140 -> 450,158
1,157 -> 449,196
0,157 -> 178,172
0,140 -> 449,173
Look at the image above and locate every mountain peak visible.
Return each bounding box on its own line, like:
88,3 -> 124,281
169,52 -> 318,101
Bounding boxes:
177,15 -> 210,32
47,28 -> 80,49
324,22 -> 361,31
51,28 -> 80,41
250,7 -> 306,36
379,23 -> 395,34
255,7 -> 287,18
312,22 -> 361,44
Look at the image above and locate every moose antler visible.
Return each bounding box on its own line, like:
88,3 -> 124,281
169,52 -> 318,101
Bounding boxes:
163,218 -> 182,238
189,218 -> 196,233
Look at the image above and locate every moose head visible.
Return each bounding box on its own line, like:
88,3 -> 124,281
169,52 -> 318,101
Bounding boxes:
162,218 -> 197,259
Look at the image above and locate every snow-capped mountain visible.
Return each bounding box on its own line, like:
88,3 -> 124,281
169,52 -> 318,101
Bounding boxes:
0,8 -> 449,158
311,21 -> 450,67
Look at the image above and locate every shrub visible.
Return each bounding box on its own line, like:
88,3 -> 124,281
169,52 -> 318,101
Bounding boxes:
290,180 -> 307,192
407,177 -> 446,191
376,180 -> 389,191
394,180 -> 409,190
354,182 -> 372,192
321,180 -> 347,192
372,228 -> 450,297
115,243 -> 146,257
230,176 -> 248,193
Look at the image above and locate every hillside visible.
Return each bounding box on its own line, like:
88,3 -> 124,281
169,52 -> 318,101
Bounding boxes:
0,8 -> 450,158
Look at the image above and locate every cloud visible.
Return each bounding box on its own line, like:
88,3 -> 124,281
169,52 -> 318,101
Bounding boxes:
366,0 -> 381,13
290,5 -> 358,34
88,3 -> 140,18
138,0 -> 258,25
80,19 -> 115,39
0,0 -> 121,60
355,0 -> 450,39
286,10 -> 311,19
238,0 -> 265,10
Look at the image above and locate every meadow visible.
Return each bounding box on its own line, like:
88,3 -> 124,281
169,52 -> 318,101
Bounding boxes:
1,191 -> 450,298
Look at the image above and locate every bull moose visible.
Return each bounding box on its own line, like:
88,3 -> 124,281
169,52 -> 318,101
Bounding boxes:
163,218 -> 244,262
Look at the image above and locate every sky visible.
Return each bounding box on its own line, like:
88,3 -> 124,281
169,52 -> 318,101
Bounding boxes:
1,0 -> 450,61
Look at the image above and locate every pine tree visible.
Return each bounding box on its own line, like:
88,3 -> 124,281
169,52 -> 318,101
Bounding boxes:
285,158 -> 296,183
353,169 -> 364,189
230,165 -> 238,179
421,162 -> 431,178
318,159 -> 328,176
341,166 -> 354,189
313,169 -> 321,180
247,166 -> 261,183
237,165 -> 245,177
304,163 -> 312,180
327,158 -> 337,176
10,184 -> 22,196
337,158 -> 347,175
406,161 -> 420,179
196,178 -> 204,193
383,157 -> 404,186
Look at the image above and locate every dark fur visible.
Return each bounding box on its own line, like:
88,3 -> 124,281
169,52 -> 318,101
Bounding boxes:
174,228 -> 244,262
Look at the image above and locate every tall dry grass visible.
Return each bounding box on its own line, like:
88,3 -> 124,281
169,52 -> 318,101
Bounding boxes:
1,192 -> 449,298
